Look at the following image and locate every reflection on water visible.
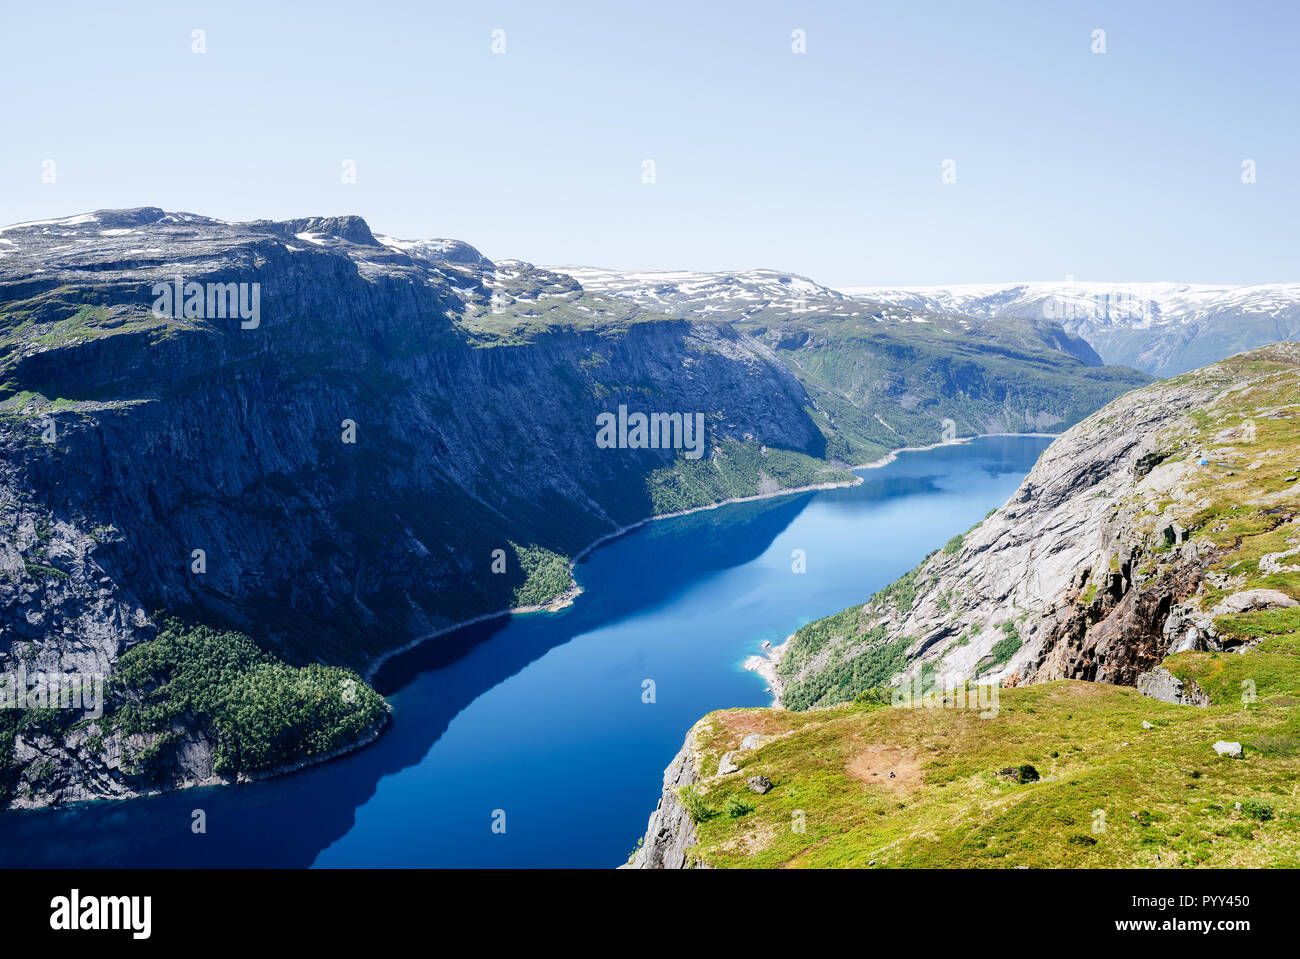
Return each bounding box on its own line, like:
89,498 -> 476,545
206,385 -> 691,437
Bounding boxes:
0,435 -> 1051,868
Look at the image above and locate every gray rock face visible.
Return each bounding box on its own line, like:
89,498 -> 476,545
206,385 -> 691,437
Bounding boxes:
778,344 -> 1300,707
1212,589 -> 1298,615
780,368 -> 1224,704
747,775 -> 773,794
1137,667 -> 1209,707
1163,601 -> 1217,654
0,212 -> 831,663
0,209 -> 845,808
625,744 -> 700,869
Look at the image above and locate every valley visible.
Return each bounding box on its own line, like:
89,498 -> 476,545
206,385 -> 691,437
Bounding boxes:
5,211 -> 1298,870
0,209 -> 1147,810
0,435 -> 1046,866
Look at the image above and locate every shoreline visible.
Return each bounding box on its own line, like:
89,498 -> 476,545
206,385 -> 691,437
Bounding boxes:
362,471 -> 867,683
735,431 -> 1059,708
363,431 -> 1058,685
743,638 -> 790,708
7,712 -> 394,813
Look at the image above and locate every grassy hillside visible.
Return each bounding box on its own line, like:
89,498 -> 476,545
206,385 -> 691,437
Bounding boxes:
673,674 -> 1299,868
662,345 -> 1300,867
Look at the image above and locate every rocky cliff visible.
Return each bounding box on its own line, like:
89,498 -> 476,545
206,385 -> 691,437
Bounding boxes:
0,210 -> 838,806
775,343 -> 1300,709
624,741 -> 701,869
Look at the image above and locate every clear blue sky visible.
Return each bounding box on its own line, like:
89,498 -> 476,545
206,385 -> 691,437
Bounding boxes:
2,1 -> 1296,285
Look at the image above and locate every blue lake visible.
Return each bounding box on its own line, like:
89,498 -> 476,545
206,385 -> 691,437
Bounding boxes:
0,435 -> 1051,868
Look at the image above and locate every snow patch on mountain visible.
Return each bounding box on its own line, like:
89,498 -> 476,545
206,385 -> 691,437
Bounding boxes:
838,281 -> 1300,375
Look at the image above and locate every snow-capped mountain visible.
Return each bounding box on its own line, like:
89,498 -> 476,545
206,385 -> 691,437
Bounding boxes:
549,265 -> 1106,366
554,266 -> 856,318
839,281 -> 1300,377
375,235 -> 494,267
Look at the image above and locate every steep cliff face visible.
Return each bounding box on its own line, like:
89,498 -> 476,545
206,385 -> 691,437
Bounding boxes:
624,741 -> 700,869
0,210 -> 842,806
1,211 -> 830,669
769,343 -> 1300,707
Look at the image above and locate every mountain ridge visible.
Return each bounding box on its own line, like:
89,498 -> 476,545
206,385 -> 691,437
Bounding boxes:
838,281 -> 1300,377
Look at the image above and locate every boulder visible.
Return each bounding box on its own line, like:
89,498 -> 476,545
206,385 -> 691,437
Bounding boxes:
717,752 -> 740,776
746,775 -> 773,794
1212,589 -> 1298,616
740,733 -> 763,750
998,764 -> 1040,783
1137,666 -> 1210,707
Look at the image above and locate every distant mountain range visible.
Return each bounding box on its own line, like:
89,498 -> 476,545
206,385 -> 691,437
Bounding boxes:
558,268 -> 1300,378
838,281 -> 1300,377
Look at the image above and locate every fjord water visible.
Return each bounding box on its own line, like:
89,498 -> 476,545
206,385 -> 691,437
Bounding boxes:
0,436 -> 1050,868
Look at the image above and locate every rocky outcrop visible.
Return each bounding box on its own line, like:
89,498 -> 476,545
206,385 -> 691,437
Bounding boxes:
1212,589 -> 1298,615
1034,562 -> 1205,685
1136,666 -> 1209,707
627,720 -> 783,867
626,743 -> 701,869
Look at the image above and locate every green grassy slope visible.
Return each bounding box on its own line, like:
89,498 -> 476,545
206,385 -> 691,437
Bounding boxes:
664,346 -> 1300,868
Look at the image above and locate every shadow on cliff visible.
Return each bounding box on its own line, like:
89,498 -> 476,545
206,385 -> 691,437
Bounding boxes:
0,487 -> 819,867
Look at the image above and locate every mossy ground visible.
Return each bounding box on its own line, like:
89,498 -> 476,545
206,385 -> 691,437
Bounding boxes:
682,677 -> 1300,868
1154,353 -> 1300,710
